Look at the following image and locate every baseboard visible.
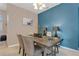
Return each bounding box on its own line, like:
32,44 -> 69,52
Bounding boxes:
60,46 -> 79,53
8,44 -> 19,47
77,48 -> 79,50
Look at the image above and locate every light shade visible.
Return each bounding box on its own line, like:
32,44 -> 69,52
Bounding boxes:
33,3 -> 46,10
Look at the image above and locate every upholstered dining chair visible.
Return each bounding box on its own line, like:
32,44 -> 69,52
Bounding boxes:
48,38 -> 64,56
55,38 -> 64,53
22,36 -> 43,56
17,34 -> 25,56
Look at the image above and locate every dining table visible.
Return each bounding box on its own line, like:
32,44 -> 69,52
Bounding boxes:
33,36 -> 60,56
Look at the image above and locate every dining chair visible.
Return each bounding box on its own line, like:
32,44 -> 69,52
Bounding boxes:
55,38 -> 64,53
17,34 -> 25,56
22,36 -> 43,56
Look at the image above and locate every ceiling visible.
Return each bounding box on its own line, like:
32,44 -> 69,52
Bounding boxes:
12,3 -> 60,14
0,3 -> 60,14
0,3 -> 7,11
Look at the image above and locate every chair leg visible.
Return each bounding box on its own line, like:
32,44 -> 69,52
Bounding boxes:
42,51 -> 44,56
23,49 -> 25,56
53,47 -> 56,56
19,47 -> 21,54
56,46 -> 59,53
24,53 -> 26,56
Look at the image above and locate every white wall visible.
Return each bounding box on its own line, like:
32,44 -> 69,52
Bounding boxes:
7,4 -> 38,46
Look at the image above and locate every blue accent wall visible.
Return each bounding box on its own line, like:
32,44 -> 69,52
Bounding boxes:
78,7 -> 79,49
38,3 -> 79,50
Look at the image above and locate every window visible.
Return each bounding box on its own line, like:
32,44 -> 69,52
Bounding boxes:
0,15 -> 3,32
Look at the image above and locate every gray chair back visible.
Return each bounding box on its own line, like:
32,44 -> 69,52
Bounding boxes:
22,36 -> 34,56
17,34 -> 24,48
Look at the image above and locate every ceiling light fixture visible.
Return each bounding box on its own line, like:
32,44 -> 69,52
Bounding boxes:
33,3 -> 46,10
